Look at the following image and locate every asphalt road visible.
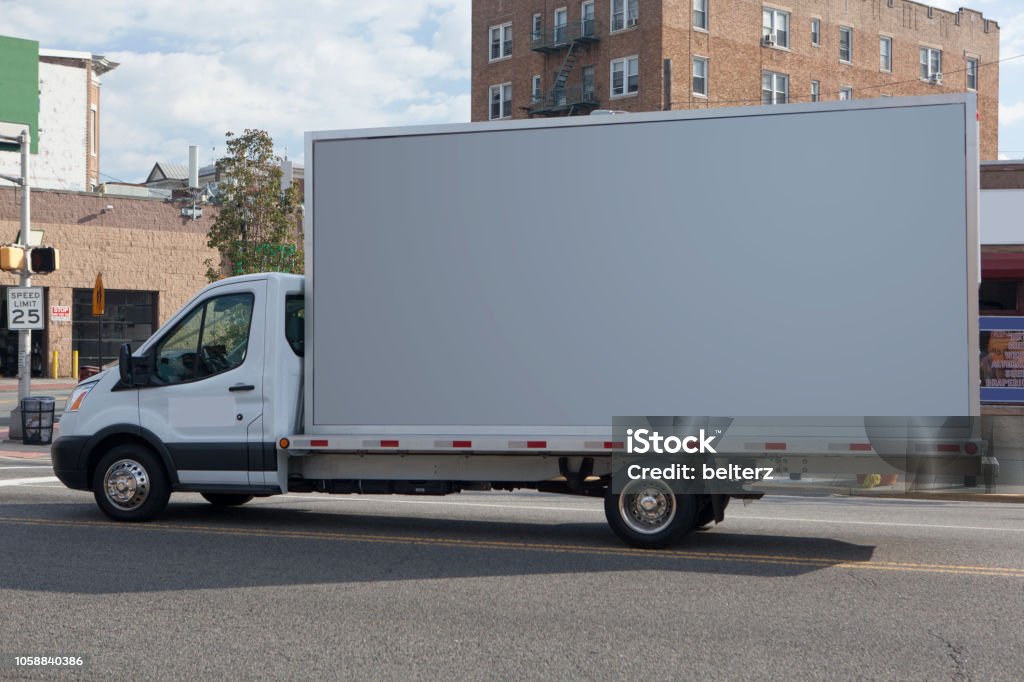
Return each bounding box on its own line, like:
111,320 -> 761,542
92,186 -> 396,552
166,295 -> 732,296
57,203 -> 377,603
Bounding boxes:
2,455 -> 1023,681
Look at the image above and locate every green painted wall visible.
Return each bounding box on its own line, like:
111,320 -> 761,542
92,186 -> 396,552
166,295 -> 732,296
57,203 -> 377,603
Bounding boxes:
0,35 -> 40,154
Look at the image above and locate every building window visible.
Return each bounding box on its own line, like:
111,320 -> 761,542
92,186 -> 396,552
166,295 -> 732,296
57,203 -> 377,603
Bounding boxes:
880,36 -> 892,72
489,23 -> 512,61
582,65 -> 596,100
553,71 -> 567,105
811,80 -> 820,102
554,8 -> 568,43
839,87 -> 853,100
811,18 -> 820,46
980,281 -> 1020,313
611,56 -> 639,97
89,106 -> 97,157
532,75 -> 542,102
920,47 -> 942,81
762,8 -> 789,49
611,0 -> 638,32
839,26 -> 853,63
762,71 -> 788,104
532,13 -> 542,42
582,1 -> 596,36
693,0 -> 708,30
489,83 -> 512,119
967,57 -> 979,90
692,57 -> 708,96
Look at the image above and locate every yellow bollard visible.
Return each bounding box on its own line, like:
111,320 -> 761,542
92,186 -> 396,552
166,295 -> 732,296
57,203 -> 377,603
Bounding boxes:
72,350 -> 79,381
51,350 -> 58,379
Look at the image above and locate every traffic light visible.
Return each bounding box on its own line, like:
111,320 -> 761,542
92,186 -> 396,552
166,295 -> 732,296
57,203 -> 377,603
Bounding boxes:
28,246 -> 59,274
0,245 -> 25,272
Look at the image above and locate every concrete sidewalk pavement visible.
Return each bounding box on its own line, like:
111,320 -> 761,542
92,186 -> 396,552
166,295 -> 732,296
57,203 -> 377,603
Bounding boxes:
0,378 -> 78,392
0,430 -> 54,460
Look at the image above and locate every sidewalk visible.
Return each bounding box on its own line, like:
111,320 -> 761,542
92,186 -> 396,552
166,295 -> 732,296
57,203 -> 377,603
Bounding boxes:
0,378 -> 78,392
0,431 -> 54,460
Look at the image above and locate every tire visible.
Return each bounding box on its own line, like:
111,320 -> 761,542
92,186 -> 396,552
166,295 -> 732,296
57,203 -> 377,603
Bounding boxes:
201,493 -> 254,507
92,444 -> 171,522
604,479 -> 698,549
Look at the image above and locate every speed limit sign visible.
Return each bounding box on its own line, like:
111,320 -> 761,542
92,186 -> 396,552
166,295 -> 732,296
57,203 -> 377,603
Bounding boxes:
7,287 -> 44,330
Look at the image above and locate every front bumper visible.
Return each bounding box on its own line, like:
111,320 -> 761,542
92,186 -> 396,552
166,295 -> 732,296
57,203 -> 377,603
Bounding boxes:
51,435 -> 91,490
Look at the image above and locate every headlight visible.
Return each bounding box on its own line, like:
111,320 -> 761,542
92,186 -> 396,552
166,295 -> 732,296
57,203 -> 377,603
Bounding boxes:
65,383 -> 96,413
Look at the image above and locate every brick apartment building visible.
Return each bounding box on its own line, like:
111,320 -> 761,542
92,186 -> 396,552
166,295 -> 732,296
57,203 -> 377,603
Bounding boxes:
472,0 -> 1000,159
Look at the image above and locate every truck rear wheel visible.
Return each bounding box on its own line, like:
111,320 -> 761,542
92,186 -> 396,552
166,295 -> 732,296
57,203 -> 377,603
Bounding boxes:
201,493 -> 254,507
604,479 -> 698,549
92,445 -> 171,522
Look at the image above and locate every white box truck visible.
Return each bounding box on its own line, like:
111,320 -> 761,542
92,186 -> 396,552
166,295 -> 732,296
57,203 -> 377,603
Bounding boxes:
52,94 -> 988,548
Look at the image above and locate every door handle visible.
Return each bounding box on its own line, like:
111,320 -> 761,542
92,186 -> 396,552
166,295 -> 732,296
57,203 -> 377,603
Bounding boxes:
229,384 -> 255,392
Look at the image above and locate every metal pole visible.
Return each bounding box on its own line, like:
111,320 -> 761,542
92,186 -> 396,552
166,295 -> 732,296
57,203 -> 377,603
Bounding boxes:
18,128 -> 31,404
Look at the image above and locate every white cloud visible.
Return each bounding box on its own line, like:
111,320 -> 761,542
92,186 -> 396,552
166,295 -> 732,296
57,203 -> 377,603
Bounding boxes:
3,0 -> 1024,174
0,0 -> 471,182
1001,102 -> 1024,126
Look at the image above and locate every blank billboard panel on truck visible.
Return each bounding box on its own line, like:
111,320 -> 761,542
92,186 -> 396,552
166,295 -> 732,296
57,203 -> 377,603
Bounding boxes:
306,95 -> 979,438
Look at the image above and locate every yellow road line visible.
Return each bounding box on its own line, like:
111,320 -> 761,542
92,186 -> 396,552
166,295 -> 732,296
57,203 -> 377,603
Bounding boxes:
0,515 -> 1022,578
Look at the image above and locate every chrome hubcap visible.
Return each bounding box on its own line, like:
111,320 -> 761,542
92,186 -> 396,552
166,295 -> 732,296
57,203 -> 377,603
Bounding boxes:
619,480 -> 676,535
104,459 -> 150,511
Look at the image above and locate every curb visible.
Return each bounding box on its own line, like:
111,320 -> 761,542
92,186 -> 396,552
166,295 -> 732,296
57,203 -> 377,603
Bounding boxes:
850,490 -> 1024,504
0,384 -> 77,392
757,482 -> 1024,503
0,450 -> 51,461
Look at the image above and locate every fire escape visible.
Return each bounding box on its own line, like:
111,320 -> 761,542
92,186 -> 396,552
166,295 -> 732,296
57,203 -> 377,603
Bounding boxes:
528,18 -> 600,117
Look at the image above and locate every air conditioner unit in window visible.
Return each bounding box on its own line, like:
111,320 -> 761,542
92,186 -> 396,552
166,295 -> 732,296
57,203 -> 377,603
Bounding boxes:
627,16 -> 638,27
762,33 -> 776,47
930,73 -> 943,85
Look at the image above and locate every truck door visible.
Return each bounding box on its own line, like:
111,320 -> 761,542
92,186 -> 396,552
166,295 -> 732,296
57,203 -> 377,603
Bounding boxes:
139,281 -> 266,488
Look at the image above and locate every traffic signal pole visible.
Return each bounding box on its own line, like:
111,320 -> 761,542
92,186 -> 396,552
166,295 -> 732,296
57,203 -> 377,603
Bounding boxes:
18,127 -> 31,406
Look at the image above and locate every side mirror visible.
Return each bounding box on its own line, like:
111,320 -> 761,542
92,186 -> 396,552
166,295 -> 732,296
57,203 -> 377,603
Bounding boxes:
118,343 -> 132,385
119,343 -> 153,387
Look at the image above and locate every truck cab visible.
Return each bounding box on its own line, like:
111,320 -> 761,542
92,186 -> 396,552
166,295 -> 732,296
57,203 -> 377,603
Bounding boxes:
52,273 -> 304,519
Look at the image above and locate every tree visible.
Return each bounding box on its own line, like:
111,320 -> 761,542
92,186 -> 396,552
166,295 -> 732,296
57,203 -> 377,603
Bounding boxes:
205,129 -> 303,281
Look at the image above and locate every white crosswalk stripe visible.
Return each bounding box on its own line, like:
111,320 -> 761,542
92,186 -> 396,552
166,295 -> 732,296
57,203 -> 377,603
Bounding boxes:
0,476 -> 60,486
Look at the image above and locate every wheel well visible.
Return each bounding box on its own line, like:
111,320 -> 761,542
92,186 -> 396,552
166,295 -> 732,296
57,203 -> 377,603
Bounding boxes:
86,434 -> 165,485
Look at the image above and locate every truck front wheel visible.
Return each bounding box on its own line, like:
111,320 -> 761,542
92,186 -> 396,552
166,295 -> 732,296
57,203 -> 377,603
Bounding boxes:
605,479 -> 698,549
92,445 -> 171,522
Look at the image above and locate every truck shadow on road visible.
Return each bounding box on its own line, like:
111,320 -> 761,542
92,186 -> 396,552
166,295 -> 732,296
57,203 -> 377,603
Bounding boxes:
0,501 -> 877,594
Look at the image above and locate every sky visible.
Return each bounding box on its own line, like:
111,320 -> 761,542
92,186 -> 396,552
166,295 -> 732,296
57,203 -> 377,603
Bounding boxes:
1,0 -> 1022,182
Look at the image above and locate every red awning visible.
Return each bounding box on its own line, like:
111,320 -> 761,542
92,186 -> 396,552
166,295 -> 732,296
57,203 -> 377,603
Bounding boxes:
982,253 -> 1024,279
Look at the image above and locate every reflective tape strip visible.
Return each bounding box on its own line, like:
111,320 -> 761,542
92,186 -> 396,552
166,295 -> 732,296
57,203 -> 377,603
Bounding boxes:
829,443 -> 873,452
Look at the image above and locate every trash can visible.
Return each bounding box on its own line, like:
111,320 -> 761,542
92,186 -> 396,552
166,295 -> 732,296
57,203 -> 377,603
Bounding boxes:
21,396 -> 56,445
